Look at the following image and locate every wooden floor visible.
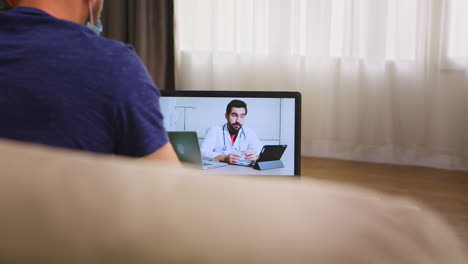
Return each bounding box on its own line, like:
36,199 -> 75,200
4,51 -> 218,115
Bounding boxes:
301,157 -> 468,252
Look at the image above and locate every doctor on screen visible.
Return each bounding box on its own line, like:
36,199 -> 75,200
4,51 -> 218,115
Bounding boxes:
201,100 -> 263,165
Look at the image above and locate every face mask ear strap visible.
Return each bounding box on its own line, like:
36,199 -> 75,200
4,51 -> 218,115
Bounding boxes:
88,0 -> 95,25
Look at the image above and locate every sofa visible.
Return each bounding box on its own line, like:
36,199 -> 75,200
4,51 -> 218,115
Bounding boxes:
0,139 -> 465,263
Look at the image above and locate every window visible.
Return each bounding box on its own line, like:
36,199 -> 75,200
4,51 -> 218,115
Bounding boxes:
447,0 -> 468,59
177,0 -> 464,62
291,0 -> 417,59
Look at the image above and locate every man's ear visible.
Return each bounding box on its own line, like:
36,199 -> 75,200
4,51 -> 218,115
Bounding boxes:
225,113 -> 229,120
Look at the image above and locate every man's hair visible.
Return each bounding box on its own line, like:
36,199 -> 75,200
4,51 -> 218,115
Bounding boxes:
226,100 -> 248,115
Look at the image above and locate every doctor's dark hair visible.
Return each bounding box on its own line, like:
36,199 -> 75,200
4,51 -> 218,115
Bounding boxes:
226,100 -> 248,115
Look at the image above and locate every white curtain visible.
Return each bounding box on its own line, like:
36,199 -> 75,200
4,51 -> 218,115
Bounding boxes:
175,0 -> 468,171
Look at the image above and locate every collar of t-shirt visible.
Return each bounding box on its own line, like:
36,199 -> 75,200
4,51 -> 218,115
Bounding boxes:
230,133 -> 237,146
9,6 -> 52,17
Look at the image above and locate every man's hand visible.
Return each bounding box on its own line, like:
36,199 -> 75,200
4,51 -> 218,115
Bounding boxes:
244,150 -> 258,162
223,153 -> 242,164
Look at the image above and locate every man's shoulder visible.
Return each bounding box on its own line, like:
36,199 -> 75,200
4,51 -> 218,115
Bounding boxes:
72,36 -> 154,94
82,36 -> 140,66
94,37 -> 137,58
242,126 -> 258,136
209,125 -> 224,131
205,125 -> 224,136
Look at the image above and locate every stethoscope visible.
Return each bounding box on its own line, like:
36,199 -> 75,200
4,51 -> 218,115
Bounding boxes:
222,124 -> 246,151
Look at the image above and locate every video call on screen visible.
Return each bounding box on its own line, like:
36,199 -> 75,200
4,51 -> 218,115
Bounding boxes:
160,96 -> 296,176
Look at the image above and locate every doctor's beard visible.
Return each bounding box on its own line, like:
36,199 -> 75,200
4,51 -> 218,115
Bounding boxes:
228,122 -> 242,133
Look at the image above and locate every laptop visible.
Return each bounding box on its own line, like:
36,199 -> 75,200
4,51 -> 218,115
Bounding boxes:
168,131 -> 228,169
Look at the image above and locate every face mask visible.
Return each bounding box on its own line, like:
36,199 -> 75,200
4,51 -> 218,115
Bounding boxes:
87,0 -> 103,35
86,19 -> 103,35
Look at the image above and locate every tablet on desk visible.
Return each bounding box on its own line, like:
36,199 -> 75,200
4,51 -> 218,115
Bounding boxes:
256,145 -> 287,162
237,145 -> 287,167
253,145 -> 287,171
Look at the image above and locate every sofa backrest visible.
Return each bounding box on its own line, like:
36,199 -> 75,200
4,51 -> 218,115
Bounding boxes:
0,139 -> 465,263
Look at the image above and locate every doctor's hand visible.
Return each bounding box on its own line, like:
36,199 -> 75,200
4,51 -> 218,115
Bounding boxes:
223,153 -> 242,164
244,150 -> 258,162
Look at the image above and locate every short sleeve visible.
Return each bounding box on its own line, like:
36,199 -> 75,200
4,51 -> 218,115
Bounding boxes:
112,47 -> 169,157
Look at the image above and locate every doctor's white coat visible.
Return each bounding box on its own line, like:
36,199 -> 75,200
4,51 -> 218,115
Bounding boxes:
201,124 -> 263,160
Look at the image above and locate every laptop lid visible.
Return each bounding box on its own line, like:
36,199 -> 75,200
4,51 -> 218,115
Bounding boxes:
168,131 -> 203,166
160,91 -> 301,176
168,131 -> 227,169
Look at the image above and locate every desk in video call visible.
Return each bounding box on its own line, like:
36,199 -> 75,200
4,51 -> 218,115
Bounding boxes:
204,164 -> 294,176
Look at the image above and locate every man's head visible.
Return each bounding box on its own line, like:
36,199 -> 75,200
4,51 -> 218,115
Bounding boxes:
5,0 -> 104,26
225,100 -> 248,133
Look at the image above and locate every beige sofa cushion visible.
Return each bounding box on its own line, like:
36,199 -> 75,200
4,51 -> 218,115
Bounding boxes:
0,139 -> 465,264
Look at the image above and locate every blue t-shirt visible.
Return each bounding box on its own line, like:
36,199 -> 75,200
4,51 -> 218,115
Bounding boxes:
0,7 -> 169,157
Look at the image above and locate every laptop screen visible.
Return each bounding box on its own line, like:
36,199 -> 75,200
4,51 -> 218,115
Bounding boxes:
160,91 -> 301,176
